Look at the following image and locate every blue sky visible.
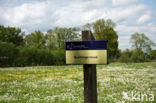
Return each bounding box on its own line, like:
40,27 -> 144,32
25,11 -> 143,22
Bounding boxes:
0,0 -> 156,50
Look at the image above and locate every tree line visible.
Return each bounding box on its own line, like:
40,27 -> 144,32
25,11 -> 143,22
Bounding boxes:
0,26 -> 80,67
0,18 -> 156,67
119,32 -> 155,62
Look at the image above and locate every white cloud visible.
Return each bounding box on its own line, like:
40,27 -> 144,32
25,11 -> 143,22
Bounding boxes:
117,23 -> 156,50
3,3 -> 46,25
0,0 -> 155,50
0,1 -> 57,32
119,35 -> 131,49
138,14 -> 153,24
53,0 -> 108,27
0,1 -> 149,29
101,4 -> 147,23
53,4 -> 148,28
112,0 -> 139,6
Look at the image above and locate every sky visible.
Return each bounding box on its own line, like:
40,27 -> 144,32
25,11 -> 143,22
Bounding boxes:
0,0 -> 156,50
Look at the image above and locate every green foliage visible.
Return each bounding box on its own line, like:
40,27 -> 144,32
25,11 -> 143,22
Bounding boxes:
150,50 -> 156,60
25,30 -> 46,48
84,19 -> 118,61
45,27 -> 80,50
52,27 -> 80,49
115,49 -> 122,59
131,49 -> 146,62
119,32 -> 155,63
1,21 -> 156,66
0,41 -> 18,67
119,49 -> 148,63
14,46 -> 55,66
130,32 -> 155,53
52,49 -> 65,65
0,25 -> 24,46
0,25 -> 81,67
16,46 -> 57,66
45,31 -> 56,50
119,49 -> 133,63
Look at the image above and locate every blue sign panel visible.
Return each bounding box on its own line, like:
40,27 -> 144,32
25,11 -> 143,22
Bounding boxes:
66,40 -> 107,50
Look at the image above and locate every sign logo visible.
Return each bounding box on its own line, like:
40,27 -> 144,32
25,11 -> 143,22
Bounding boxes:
67,43 -> 88,50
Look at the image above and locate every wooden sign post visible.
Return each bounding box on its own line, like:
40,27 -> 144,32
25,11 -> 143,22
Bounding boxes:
65,30 -> 107,103
82,31 -> 97,103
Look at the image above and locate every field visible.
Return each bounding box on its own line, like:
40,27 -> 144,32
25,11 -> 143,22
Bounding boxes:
0,62 -> 156,103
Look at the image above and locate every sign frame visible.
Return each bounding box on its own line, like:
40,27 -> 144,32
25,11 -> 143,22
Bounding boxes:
65,40 -> 107,65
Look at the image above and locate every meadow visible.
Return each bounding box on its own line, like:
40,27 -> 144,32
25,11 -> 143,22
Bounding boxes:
0,62 -> 156,103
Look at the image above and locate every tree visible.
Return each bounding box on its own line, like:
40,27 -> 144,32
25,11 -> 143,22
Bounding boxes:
119,48 -> 147,63
0,25 -> 24,46
131,49 -> 146,62
15,46 -> 54,66
84,19 -> 118,61
45,29 -> 57,50
119,49 -> 133,62
25,30 -> 46,48
0,41 -> 18,67
150,50 -> 156,60
83,23 -> 92,30
130,32 -> 155,53
47,27 -> 80,49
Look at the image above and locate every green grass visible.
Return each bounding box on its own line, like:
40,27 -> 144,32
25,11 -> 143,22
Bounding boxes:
0,62 -> 156,103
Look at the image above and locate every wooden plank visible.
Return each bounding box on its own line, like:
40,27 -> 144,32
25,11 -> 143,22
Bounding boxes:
82,30 -> 97,103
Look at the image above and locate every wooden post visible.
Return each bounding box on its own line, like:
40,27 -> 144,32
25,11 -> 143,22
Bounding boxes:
82,31 -> 97,103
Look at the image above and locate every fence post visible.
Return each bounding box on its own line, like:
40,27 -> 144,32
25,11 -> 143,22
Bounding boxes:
82,30 -> 97,103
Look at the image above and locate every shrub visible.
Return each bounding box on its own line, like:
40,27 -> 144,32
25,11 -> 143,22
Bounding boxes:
119,49 -> 148,63
0,41 -> 18,67
131,49 -> 146,62
119,49 -> 133,63
15,46 -> 55,66
150,50 -> 156,60
52,49 -> 65,65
